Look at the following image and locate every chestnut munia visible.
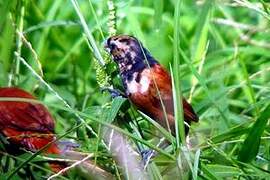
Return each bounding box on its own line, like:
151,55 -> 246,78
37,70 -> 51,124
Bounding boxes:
0,87 -> 116,177
104,35 -> 199,136
0,87 -> 65,171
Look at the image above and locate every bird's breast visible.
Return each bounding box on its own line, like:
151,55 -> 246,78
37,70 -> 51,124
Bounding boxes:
125,70 -> 151,95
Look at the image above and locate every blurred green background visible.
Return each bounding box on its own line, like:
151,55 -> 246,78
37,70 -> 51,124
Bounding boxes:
0,0 -> 270,179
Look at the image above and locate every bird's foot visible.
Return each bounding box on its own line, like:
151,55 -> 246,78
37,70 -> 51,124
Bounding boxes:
58,140 -> 80,153
140,149 -> 156,167
101,87 -> 127,98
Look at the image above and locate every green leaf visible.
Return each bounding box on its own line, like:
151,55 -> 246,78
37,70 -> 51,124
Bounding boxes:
104,97 -> 126,123
0,0 -> 14,29
238,104 -> 270,162
200,163 -> 220,180
205,164 -> 242,178
0,61 -> 7,86
173,0 -> 185,147
193,149 -> 200,179
192,0 -> 211,62
154,0 -> 163,30
201,122 -> 250,149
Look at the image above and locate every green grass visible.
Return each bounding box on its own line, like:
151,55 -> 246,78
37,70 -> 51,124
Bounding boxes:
0,0 -> 270,179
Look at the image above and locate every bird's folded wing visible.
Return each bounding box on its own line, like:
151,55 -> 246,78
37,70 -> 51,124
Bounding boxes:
147,64 -> 199,122
0,88 -> 55,132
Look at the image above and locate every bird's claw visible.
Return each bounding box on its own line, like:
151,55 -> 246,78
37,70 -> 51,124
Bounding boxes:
101,87 -> 126,98
58,140 -> 80,153
140,149 -> 156,166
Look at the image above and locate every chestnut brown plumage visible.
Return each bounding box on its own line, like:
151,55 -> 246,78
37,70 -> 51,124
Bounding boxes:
0,87 -> 115,178
0,87 -> 64,172
105,35 -> 199,136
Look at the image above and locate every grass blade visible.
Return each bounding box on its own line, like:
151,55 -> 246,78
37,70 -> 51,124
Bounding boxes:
238,104 -> 270,162
70,0 -> 105,66
173,0 -> 185,147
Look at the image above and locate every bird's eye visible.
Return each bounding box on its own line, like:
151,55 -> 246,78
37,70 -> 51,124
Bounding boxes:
110,43 -> 117,50
119,38 -> 130,45
119,39 -> 127,43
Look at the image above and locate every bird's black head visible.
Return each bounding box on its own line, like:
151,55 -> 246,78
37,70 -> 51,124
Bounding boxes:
104,35 -> 157,72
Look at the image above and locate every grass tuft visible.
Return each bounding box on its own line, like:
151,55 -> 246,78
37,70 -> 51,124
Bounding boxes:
0,0 -> 270,179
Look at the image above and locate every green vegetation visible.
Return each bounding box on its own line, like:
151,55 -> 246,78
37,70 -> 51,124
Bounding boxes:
0,0 -> 270,179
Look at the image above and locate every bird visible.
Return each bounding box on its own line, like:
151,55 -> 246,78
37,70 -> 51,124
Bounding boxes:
0,87 -> 70,172
0,87 -> 116,178
104,35 -> 199,136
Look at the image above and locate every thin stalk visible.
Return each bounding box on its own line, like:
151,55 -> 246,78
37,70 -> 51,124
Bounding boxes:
70,0 -> 105,66
10,0 -> 25,86
88,0 -> 105,39
173,0 -> 185,147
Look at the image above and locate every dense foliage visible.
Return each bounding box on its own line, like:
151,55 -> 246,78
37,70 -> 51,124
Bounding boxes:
0,0 -> 269,179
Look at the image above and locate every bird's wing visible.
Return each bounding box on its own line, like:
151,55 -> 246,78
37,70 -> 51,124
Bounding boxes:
0,88 -> 55,132
146,64 -> 199,122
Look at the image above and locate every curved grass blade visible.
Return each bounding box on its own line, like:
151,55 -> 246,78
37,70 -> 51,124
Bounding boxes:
238,104 -> 270,162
